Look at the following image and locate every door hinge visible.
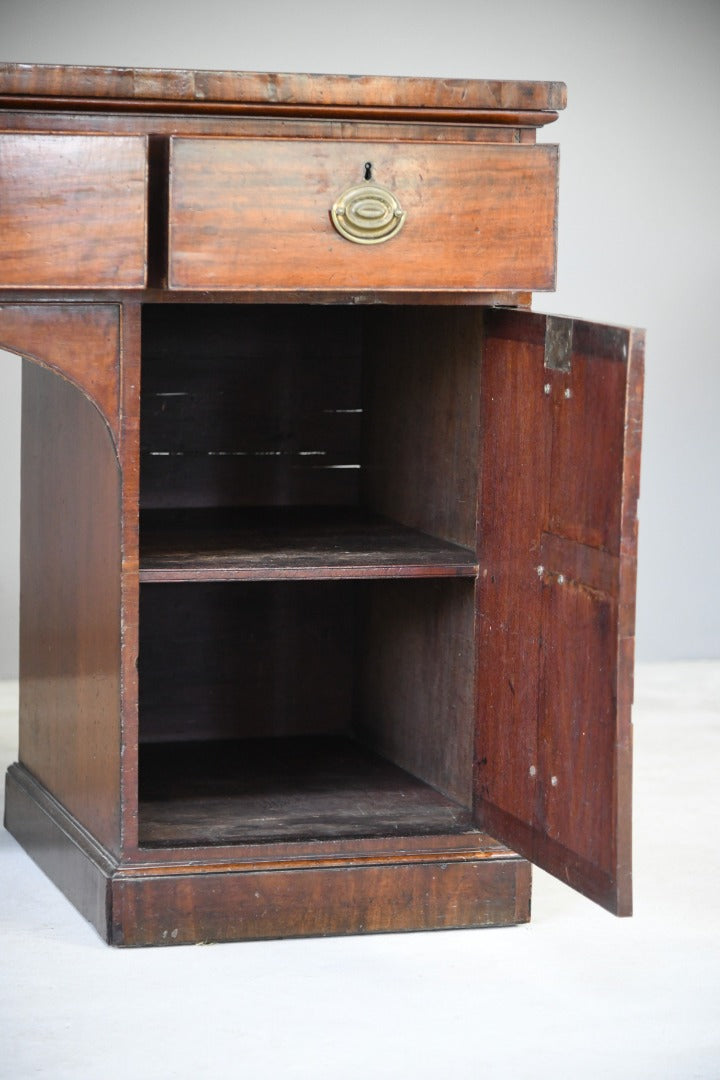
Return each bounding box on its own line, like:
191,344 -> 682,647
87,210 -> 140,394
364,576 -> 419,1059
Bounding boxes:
544,316 -> 573,373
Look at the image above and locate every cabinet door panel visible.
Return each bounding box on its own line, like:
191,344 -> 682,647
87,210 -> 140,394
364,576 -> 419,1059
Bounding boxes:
475,309 -> 643,915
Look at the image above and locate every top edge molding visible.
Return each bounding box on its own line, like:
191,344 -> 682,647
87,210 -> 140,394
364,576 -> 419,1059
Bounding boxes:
0,63 -> 566,123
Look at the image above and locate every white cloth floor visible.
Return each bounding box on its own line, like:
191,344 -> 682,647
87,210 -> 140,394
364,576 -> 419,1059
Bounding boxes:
1,662 -> 719,1080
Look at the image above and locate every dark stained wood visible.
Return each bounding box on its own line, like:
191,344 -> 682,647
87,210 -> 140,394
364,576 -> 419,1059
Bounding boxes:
0,97 -> 562,128
10,725 -> 517,869
534,326 -> 643,915
475,318 -> 551,836
141,455 -> 360,510
138,581 -> 357,743
0,286 -> 533,308
5,762 -> 529,946
4,765 -> 114,941
19,358 -> 123,855
536,574 -> 617,894
0,134 -> 147,289
168,138 -> 558,293
0,304 -> 122,441
139,575 -> 476,809
357,579 -> 476,807
129,811 -> 514,866
146,136 -> 170,289
140,304 -> 363,509
0,108 -> 536,143
539,531 -> 619,595
140,507 -> 478,581
547,326 -> 630,551
1,63 -> 642,945
118,303 -> 143,852
110,856 -> 528,946
363,307 -> 483,550
475,309 -> 644,915
139,735 -> 473,846
0,62 -> 566,120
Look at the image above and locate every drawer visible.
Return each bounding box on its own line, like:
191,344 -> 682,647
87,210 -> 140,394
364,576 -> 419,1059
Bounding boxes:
0,134 -> 147,288
168,137 -> 558,293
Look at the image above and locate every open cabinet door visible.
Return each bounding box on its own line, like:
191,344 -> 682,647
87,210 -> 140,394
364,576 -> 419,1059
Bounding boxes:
475,309 -> 644,915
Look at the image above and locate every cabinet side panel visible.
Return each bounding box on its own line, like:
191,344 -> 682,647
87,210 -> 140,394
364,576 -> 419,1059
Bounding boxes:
19,361 -> 122,854
362,307 -> 483,550
356,579 -> 476,807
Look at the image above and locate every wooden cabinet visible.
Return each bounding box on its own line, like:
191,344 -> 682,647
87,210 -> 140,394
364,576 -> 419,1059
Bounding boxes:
0,63 -> 643,946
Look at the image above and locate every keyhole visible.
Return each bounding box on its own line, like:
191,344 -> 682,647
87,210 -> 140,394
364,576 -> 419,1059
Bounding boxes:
364,162 -> 373,181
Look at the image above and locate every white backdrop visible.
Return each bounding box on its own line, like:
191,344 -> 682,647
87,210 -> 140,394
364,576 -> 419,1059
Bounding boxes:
1,0 -> 719,672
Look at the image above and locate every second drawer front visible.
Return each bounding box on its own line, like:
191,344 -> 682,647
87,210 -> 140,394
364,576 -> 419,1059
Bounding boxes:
168,138 -> 558,293
0,134 -> 148,289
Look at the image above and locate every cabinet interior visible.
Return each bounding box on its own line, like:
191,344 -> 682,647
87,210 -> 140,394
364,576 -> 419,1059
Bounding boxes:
137,303 -> 485,848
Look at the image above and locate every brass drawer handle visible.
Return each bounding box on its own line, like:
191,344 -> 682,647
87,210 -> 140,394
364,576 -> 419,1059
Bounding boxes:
331,176 -> 406,245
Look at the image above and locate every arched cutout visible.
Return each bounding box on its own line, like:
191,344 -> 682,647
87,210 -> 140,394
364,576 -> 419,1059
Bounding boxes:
0,304 -> 122,447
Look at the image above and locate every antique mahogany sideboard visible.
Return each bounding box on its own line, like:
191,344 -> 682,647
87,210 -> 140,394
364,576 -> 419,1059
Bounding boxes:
0,63 -> 643,946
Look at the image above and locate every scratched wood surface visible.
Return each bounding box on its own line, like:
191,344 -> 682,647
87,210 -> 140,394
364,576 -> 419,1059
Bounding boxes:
19,360 -> 123,855
168,138 -> 558,292
0,62 -> 565,124
140,507 -> 477,581
0,134 -> 147,288
475,309 -> 644,915
139,735 -> 473,846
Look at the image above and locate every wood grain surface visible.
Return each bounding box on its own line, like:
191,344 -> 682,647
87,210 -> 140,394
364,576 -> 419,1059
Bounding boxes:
357,578 -> 476,807
0,134 -> 147,288
110,856 -> 528,946
362,307 -> 483,550
475,309 -> 644,915
168,138 -> 558,292
19,360 -> 122,854
140,507 -> 477,581
0,62 -> 565,122
139,735 -> 473,846
5,763 -> 531,946
0,303 -> 122,440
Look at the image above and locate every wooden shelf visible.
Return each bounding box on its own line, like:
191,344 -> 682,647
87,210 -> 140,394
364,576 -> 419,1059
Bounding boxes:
139,507 -> 478,582
139,735 -> 475,847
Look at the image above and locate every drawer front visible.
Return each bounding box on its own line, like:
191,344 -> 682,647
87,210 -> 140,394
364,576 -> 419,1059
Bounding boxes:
0,134 -> 147,288
168,137 -> 557,292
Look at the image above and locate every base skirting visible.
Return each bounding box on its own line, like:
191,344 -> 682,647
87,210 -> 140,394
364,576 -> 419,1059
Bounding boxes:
5,763 -> 531,947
